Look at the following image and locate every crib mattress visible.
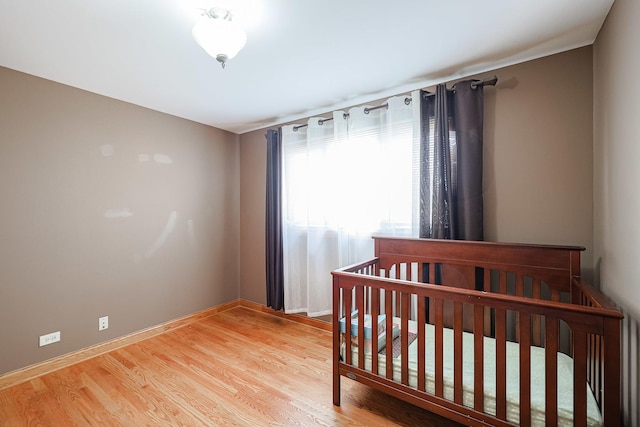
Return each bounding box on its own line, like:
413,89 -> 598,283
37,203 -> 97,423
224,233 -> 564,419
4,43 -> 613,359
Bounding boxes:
344,319 -> 602,427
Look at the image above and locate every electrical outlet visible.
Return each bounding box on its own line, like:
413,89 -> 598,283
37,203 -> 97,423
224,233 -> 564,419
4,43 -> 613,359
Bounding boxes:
99,316 -> 109,331
39,331 -> 61,347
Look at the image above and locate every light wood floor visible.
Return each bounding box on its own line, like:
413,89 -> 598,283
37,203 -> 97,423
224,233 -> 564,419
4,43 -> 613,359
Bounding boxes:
0,306 -> 463,426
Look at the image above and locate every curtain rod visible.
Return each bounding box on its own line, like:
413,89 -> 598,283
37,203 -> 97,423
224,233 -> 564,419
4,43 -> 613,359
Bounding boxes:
292,75 -> 497,131
422,75 -> 498,99
293,97 -> 410,131
470,75 -> 498,89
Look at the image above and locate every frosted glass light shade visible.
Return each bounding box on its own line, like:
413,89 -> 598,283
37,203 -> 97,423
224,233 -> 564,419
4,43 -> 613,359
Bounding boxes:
192,15 -> 247,62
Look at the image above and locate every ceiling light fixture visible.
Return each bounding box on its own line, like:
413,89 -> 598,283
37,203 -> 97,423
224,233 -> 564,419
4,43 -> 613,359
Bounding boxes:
192,7 -> 247,69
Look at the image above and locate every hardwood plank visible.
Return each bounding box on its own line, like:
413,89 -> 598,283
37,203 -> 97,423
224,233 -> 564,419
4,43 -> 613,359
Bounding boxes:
0,306 -> 462,427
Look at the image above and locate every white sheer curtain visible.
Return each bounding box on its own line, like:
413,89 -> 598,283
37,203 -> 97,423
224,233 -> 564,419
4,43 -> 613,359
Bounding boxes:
282,92 -> 421,316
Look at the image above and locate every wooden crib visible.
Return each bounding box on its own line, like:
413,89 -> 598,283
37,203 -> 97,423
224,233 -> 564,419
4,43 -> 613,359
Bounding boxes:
332,237 -> 622,427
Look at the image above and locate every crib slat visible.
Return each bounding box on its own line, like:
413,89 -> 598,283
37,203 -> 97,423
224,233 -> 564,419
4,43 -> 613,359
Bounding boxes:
384,302 -> 393,378
454,301 -> 463,404
592,334 -> 601,407
483,268 -> 491,337
496,272 -> 507,420
428,263 -> 437,325
532,278 -> 542,346
573,330 -> 588,427
385,289 -> 394,379
499,270 -> 507,294
545,317 -> 559,426
356,286 -> 365,370
595,333 -> 601,404
515,274 -> 523,344
515,274 -> 524,297
392,268 -> 401,316
588,333 -> 594,402
417,296 -> 426,392
473,304 -> 484,412
434,298 -> 444,398
371,287 -> 380,376
430,262 -> 436,285
495,308 -> 507,420
519,313 -> 532,427
401,292 -> 410,386
344,289 -> 353,366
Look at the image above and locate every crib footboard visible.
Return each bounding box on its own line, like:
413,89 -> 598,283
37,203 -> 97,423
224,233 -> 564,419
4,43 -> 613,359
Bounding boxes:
332,238 -> 623,427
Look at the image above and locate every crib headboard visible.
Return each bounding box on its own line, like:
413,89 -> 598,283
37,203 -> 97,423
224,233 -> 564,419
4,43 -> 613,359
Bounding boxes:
373,236 -> 584,295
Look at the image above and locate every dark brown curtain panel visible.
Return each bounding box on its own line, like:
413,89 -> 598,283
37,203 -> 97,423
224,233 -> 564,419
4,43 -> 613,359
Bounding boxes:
419,80 -> 485,240
453,80 -> 484,241
265,128 -> 284,310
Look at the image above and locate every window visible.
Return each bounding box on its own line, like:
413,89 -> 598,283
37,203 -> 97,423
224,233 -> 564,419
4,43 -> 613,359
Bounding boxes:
281,93 -> 420,316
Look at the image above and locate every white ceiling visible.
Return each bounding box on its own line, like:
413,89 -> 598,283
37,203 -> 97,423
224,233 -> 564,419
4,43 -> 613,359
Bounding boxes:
0,0 -> 614,134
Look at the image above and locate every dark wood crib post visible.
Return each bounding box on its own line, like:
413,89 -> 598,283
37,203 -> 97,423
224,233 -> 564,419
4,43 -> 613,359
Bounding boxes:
332,273 -> 341,406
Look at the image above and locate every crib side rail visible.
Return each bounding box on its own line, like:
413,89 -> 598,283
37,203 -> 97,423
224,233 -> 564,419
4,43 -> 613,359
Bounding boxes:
572,277 -> 620,311
335,270 -> 622,331
333,269 -> 622,427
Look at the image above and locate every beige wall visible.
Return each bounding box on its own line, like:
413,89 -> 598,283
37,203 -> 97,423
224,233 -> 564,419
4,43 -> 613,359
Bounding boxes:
239,46 -> 595,305
0,67 -> 240,375
239,130 -> 267,304
594,5 -> 640,423
594,0 -> 640,320
483,47 -> 594,277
